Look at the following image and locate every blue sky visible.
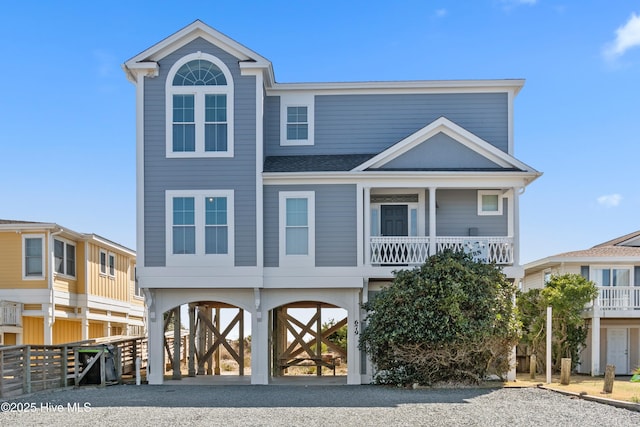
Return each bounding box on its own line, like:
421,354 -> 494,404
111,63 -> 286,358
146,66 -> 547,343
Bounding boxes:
1,0 -> 639,264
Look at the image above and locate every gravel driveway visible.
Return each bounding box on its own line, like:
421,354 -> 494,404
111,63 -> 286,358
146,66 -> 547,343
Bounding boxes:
1,384 -> 639,426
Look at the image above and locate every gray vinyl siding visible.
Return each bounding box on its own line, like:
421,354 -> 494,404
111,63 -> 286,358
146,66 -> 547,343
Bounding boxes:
264,93 -> 508,156
378,132 -> 501,170
434,189 -> 508,237
263,184 -> 357,267
143,37 -> 257,267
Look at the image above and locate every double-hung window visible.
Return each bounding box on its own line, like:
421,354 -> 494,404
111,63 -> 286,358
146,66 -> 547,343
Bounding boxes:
166,190 -> 234,266
167,54 -> 234,157
279,191 -> 315,266
99,249 -> 116,278
280,94 -> 314,146
23,234 -> 44,279
54,238 -> 76,277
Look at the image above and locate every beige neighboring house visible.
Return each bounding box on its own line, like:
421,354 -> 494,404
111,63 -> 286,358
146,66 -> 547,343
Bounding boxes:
523,230 -> 640,375
0,219 -> 144,345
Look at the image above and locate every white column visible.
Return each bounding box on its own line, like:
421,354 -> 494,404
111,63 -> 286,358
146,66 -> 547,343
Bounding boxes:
43,303 -> 53,345
363,186 -> 371,266
511,188 -> 519,266
251,307 -> 269,384
81,312 -> 89,341
146,289 -> 164,385
591,316 -> 600,376
428,187 -> 437,256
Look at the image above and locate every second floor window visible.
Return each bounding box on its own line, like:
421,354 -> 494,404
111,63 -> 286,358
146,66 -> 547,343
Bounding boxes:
592,268 -> 630,287
279,191 -> 315,266
54,239 -> 75,277
166,54 -> 234,158
23,235 -> 44,278
286,106 -> 308,140
166,189 -> 234,266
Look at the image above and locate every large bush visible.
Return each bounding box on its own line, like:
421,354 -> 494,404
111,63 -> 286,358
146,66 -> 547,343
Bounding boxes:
517,273 -> 597,372
359,250 -> 519,386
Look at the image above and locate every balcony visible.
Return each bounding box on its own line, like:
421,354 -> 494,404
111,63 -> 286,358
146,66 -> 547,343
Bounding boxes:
596,287 -> 640,312
0,301 -> 22,326
369,236 -> 513,266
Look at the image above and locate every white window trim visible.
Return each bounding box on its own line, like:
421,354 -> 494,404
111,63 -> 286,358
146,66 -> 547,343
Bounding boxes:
369,189 -> 425,237
22,233 -> 45,280
279,191 -> 315,267
280,93 -> 314,146
165,189 -> 235,267
99,249 -> 108,276
53,237 -> 76,278
165,52 -> 234,158
477,190 -> 503,216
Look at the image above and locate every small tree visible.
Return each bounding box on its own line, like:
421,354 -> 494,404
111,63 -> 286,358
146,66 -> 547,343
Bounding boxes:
359,250 -> 519,386
517,273 -> 597,372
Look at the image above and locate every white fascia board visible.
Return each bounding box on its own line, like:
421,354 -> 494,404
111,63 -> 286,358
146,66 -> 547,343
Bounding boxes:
125,20 -> 270,67
0,223 -> 57,232
138,266 -> 263,288
85,234 -> 136,257
267,79 -> 524,95
524,256 -> 640,273
263,171 -> 541,188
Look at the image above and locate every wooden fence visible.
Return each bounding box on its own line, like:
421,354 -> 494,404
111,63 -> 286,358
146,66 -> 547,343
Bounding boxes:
0,336 -> 147,399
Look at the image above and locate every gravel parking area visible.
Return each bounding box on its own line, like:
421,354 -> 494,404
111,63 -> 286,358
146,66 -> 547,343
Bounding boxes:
2,384 -> 640,426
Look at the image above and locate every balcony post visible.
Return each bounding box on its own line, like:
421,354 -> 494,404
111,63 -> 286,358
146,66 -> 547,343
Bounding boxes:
363,186 -> 371,265
428,187 -> 436,256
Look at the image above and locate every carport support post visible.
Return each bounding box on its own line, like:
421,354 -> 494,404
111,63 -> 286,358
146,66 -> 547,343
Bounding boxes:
172,307 -> 182,380
214,306 -> 221,375
316,304 -> 322,377
146,307 -> 164,384
188,304 -> 196,377
250,307 -> 269,384
239,309 -> 244,376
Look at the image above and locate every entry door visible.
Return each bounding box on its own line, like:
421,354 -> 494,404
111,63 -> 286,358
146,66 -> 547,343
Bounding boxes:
606,328 -> 628,374
381,205 -> 408,236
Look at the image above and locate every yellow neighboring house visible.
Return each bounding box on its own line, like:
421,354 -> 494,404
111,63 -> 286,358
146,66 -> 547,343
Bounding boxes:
0,219 -> 144,345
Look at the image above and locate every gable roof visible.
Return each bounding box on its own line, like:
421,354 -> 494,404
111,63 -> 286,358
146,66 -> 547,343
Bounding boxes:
352,117 -> 538,177
524,230 -> 640,271
123,20 -> 274,84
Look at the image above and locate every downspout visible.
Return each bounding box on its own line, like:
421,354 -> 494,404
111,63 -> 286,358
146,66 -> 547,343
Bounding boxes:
49,228 -> 64,327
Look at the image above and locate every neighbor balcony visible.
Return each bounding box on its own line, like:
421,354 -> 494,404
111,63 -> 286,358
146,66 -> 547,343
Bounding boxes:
592,286 -> 640,315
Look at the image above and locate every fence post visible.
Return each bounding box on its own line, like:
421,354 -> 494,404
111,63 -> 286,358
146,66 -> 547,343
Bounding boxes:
100,349 -> 106,387
0,347 -> 4,398
74,347 -> 79,387
61,346 -> 68,388
25,346 -> 31,395
560,358 -> 571,385
603,364 -> 615,394
529,354 -> 536,380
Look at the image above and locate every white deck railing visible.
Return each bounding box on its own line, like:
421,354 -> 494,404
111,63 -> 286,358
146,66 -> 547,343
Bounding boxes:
370,237 -> 430,265
597,287 -> 640,311
369,236 -> 513,265
0,301 -> 21,326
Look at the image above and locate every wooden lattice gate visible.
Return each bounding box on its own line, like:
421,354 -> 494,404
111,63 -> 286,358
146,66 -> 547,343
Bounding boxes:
273,303 -> 347,377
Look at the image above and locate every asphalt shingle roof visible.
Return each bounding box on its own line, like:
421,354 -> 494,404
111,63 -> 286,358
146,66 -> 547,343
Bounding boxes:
264,154 -> 376,172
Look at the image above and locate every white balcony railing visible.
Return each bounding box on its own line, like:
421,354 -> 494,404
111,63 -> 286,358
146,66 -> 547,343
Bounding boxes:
370,237 -> 431,264
369,236 -> 513,266
597,287 -> 640,311
0,301 -> 22,326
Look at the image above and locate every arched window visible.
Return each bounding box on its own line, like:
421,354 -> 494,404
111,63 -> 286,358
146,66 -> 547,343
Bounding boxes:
166,53 -> 234,157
